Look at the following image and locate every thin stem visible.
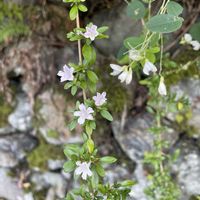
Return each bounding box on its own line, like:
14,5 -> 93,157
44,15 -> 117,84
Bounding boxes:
159,34 -> 163,76
76,11 -> 86,100
76,12 -> 82,65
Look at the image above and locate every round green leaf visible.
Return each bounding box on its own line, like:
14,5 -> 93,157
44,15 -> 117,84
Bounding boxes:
189,22 -> 200,42
127,0 -> 146,20
146,14 -> 183,33
167,1 -> 183,16
124,35 -> 145,49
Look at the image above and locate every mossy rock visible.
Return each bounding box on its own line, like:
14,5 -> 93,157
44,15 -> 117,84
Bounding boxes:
97,63 -> 131,114
165,50 -> 200,86
0,94 -> 13,127
27,135 -> 65,171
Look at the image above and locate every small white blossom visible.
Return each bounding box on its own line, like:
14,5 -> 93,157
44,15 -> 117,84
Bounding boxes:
93,92 -> 107,106
184,33 -> 192,43
129,49 -> 142,61
57,65 -> 74,82
74,104 -> 94,125
83,24 -> 99,41
110,64 -> 132,85
143,61 -> 157,75
75,161 -> 92,180
110,64 -> 123,76
190,40 -> 200,51
158,77 -> 167,96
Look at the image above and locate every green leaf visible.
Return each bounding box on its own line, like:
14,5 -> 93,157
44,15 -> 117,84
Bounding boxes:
167,1 -> 183,16
124,35 -> 145,49
71,86 -> 77,96
119,180 -> 135,187
100,156 -> 117,164
82,44 -> 96,65
87,139 -> 94,153
189,22 -> 200,42
87,70 -> 98,83
63,160 -> 76,173
64,144 -> 80,158
69,6 -> 78,21
127,0 -> 146,20
64,82 -> 73,90
97,26 -> 109,34
78,4 -> 88,12
66,193 -> 75,200
95,164 -> 105,177
146,14 -> 183,33
100,110 -> 113,121
86,123 -> 93,135
68,120 -> 77,131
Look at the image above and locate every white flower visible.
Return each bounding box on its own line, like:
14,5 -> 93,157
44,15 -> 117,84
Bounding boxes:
83,24 -> 99,41
110,64 -> 123,76
75,161 -> 92,180
129,49 -> 142,61
158,77 -> 167,96
190,40 -> 200,51
143,61 -> 157,76
57,65 -> 74,82
93,92 -> 107,106
74,104 -> 94,125
110,64 -> 132,85
184,33 -> 192,43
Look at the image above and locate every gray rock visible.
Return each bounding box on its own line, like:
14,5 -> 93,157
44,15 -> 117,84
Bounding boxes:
38,89 -> 81,145
31,172 -> 67,198
47,159 -> 65,171
8,93 -> 32,132
129,162 -> 149,200
0,134 -> 37,167
0,168 -> 34,200
112,112 -> 179,162
92,5 -> 142,56
112,113 -> 154,162
0,126 -> 16,136
54,46 -> 78,71
104,164 -> 133,185
171,78 -> 200,137
172,139 -> 200,200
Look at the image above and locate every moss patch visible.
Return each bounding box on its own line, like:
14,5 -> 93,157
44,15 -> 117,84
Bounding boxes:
47,129 -> 59,139
0,94 -> 13,127
96,63 -> 130,115
165,50 -> 200,86
27,135 -> 64,171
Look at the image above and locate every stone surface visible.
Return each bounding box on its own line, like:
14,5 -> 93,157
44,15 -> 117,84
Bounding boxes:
112,112 -> 179,162
104,164 -> 133,185
171,78 -> 200,136
112,113 -> 154,162
0,168 -> 34,200
129,162 -> 149,200
0,133 -> 37,167
31,172 -> 67,198
38,89 -> 81,145
172,138 -> 200,200
92,5 -> 142,56
8,93 -> 32,132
